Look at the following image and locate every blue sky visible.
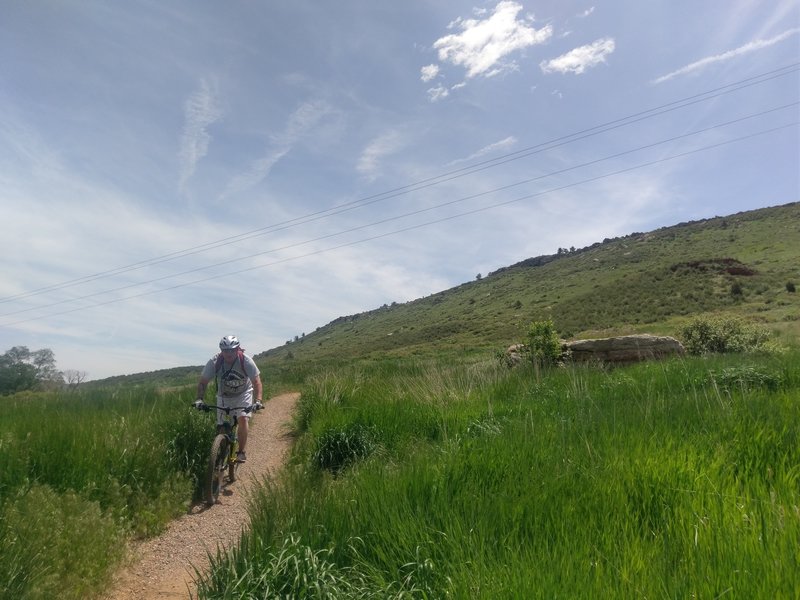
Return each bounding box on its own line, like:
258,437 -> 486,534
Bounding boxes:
1,1 -> 798,380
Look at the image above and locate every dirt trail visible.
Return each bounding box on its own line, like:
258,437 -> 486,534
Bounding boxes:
101,392 -> 299,600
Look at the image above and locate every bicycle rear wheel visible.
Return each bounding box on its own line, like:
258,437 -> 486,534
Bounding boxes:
205,434 -> 229,505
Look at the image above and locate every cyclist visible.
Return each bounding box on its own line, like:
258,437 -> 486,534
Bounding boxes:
196,335 -> 263,463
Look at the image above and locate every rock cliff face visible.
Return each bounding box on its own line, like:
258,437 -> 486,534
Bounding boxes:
566,334 -> 685,365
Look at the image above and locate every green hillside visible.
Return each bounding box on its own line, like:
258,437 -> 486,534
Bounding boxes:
84,202 -> 798,389
258,202 -> 799,368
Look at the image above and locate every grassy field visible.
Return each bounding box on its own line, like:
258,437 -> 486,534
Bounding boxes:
0,387 -> 211,599
197,352 -> 799,598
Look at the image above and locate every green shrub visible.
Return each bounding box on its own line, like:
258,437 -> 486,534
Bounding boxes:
707,366 -> 782,392
526,319 -> 563,367
680,316 -> 774,355
311,423 -> 377,474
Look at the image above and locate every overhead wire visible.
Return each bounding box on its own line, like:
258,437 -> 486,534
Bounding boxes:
2,116 -> 796,327
1,101 -> 796,320
1,62 -> 797,305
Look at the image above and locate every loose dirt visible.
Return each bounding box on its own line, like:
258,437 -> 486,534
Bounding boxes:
101,392 -> 299,600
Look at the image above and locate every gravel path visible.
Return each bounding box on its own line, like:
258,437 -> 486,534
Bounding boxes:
101,392 -> 299,600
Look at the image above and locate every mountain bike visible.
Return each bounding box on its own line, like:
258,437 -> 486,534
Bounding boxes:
193,400 -> 263,505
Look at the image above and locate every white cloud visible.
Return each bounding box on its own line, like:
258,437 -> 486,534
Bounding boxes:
420,64 -> 440,82
427,85 -> 450,102
540,37 -> 615,75
578,7 -> 595,18
652,28 -> 800,84
178,78 -> 222,192
432,1 -> 553,79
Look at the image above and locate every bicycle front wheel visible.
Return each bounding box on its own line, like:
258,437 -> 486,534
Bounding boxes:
228,441 -> 239,483
205,434 -> 229,506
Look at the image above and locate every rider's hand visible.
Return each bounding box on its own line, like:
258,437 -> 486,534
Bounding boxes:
254,401 -> 264,411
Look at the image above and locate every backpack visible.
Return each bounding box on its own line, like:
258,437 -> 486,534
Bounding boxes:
215,349 -> 247,376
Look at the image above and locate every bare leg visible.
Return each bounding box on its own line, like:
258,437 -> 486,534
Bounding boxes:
237,415 -> 249,454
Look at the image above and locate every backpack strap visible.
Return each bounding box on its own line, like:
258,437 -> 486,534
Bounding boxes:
215,350 -> 247,375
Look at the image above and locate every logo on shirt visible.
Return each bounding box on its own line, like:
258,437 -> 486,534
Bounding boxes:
222,370 -> 247,396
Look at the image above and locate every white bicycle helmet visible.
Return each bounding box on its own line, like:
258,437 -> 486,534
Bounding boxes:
219,335 -> 241,350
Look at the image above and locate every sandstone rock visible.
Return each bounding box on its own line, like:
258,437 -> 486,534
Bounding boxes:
503,343 -> 526,367
566,334 -> 684,365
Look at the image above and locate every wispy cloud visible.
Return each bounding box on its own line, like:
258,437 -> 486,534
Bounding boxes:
446,136 -> 517,166
178,78 -> 222,192
357,129 -> 406,180
427,85 -> 450,102
221,100 -> 332,198
540,37 -> 615,75
422,0 -> 552,99
652,27 -> 800,84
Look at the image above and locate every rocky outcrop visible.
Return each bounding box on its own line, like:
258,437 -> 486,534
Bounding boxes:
503,343 -> 526,367
566,334 -> 684,365
504,334 -> 685,367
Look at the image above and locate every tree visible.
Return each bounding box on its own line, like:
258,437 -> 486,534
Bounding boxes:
0,346 -> 63,395
64,369 -> 88,389
0,355 -> 37,395
32,348 -> 61,383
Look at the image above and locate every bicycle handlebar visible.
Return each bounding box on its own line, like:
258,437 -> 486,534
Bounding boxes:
193,400 -> 264,414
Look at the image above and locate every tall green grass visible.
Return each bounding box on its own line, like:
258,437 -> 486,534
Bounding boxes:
0,387 -> 212,599
198,352 -> 799,598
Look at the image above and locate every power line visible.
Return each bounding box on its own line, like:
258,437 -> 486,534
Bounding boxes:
2,63 -> 797,305
2,102 -> 796,319
3,120 -> 796,327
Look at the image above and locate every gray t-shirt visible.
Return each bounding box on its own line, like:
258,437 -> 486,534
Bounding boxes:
201,352 -> 260,398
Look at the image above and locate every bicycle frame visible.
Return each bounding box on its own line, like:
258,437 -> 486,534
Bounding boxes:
194,400 -> 262,505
